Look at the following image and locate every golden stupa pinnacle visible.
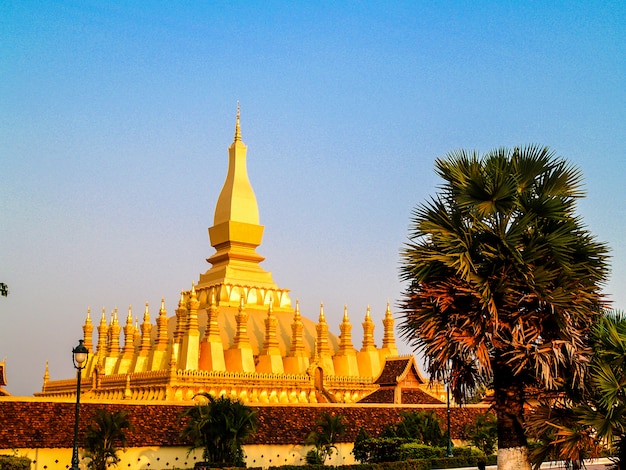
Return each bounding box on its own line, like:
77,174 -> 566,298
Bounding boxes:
234,102 -> 241,142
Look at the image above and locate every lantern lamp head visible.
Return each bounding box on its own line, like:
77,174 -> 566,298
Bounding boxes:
72,340 -> 89,369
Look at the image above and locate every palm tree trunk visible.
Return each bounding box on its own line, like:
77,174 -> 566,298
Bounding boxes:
493,361 -> 531,470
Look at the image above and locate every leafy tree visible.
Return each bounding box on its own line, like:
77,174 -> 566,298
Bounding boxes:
0,283 -> 8,297
82,409 -> 132,470
304,412 -> 346,465
465,413 -> 498,457
180,394 -> 257,467
389,410 -> 447,447
352,427 -> 371,463
399,146 -> 609,469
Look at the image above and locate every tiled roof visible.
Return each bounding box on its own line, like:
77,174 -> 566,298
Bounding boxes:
358,389 -> 395,403
374,356 -> 425,386
0,362 -> 6,388
401,390 -> 443,405
375,358 -> 411,385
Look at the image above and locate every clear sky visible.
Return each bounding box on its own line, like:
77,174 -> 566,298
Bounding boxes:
1,1 -> 624,396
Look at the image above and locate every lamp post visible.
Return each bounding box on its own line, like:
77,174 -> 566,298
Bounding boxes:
446,382 -> 453,457
70,339 -> 89,470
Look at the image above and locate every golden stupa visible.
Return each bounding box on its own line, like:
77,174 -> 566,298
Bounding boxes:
37,107 -> 406,404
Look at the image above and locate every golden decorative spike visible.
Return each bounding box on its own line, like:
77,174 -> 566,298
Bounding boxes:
187,283 -> 200,332
319,302 -> 326,322
155,298 -> 168,349
338,305 -> 354,355
109,308 -> 121,355
262,302 -> 279,354
316,303 -> 331,357
174,290 -> 188,345
97,307 -> 108,354
122,306 -> 136,358
289,299 -> 305,356
140,303 -> 152,354
203,290 -> 221,342
382,300 -> 398,354
233,297 -> 250,348
361,305 -> 376,352
83,307 -> 94,353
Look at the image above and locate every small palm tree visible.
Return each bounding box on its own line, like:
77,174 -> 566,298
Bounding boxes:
305,412 -> 346,464
527,396 -> 602,470
180,394 -> 257,467
82,409 -> 132,470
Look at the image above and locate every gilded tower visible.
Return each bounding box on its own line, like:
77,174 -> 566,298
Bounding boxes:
37,108 -> 423,404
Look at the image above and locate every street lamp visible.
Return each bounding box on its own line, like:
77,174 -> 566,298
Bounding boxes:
446,384 -> 453,457
70,339 -> 89,470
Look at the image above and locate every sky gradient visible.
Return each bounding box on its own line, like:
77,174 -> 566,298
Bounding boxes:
1,1 -> 625,396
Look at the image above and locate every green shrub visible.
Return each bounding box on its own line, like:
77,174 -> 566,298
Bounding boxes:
0,455 -> 31,470
451,446 -> 484,458
386,411 -> 447,447
363,437 -> 412,463
398,443 -> 445,460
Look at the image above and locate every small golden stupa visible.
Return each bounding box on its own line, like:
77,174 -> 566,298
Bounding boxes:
37,107 -> 414,404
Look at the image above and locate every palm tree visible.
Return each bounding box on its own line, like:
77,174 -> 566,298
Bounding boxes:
399,146 -> 609,469
180,394 -> 258,467
527,311 -> 626,469
82,409 -> 133,470
526,396 -> 602,470
579,311 -> 626,468
305,412 -> 346,464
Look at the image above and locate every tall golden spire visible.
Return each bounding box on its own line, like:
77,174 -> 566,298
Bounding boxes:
199,105 -> 287,305
213,104 -> 259,227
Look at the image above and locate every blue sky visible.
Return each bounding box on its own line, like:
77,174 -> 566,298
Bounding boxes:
1,1 -> 624,396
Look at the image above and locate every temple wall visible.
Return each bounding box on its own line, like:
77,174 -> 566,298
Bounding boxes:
0,398 -> 489,469
2,443 -> 356,470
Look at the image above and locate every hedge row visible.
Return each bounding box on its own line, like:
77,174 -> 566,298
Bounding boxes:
267,455 -> 497,470
0,456 -> 31,470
